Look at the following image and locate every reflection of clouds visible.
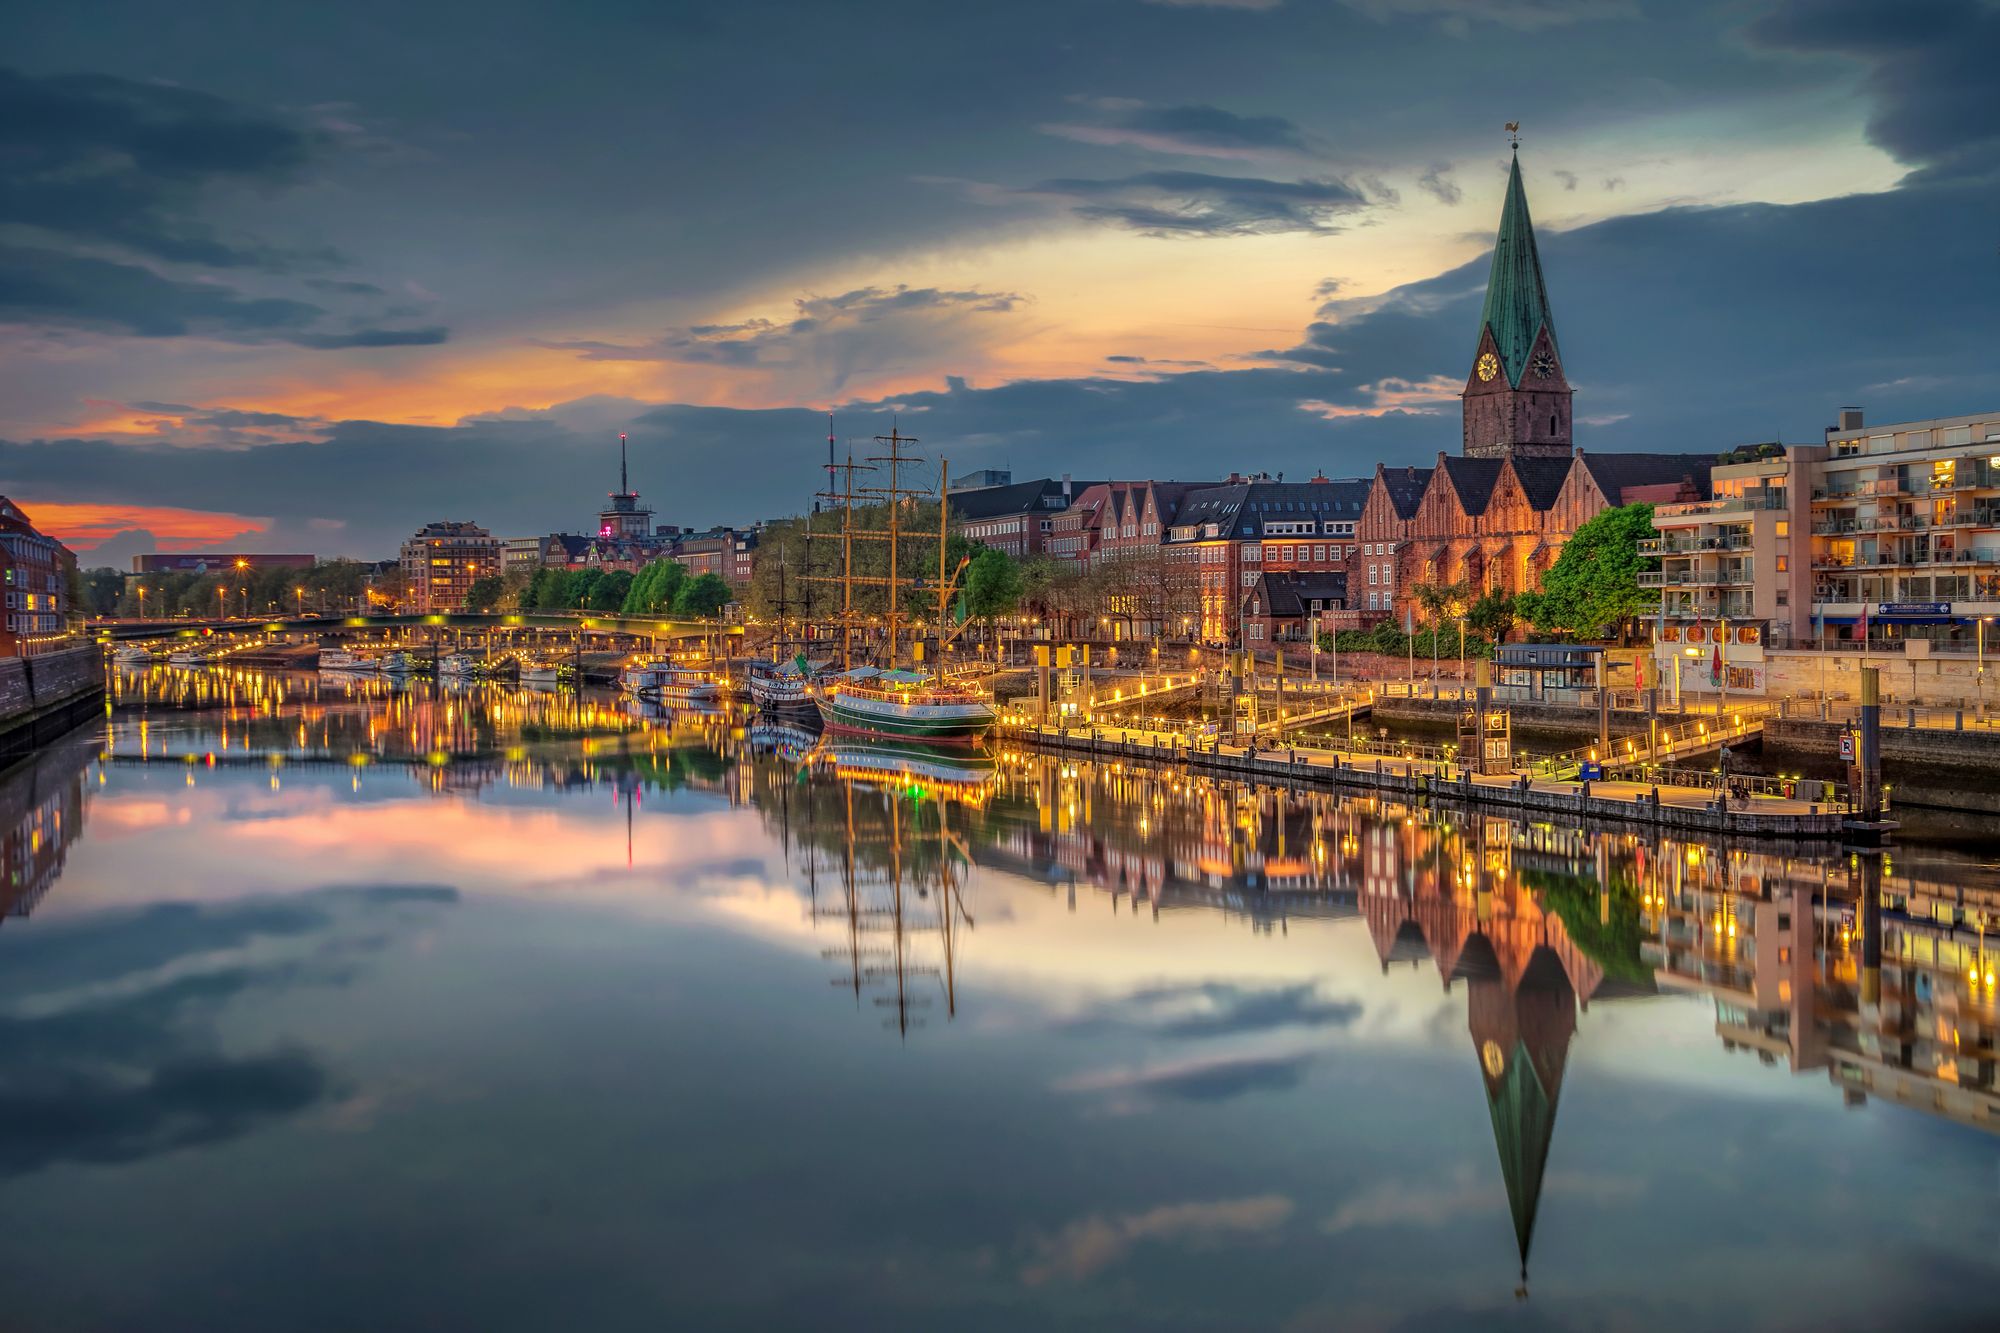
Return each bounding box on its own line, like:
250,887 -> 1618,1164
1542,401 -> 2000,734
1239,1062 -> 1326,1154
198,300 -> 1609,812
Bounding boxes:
0,885 -> 455,1177
1322,1166 -> 1501,1235
1021,1194 -> 1293,1286
1057,979 -> 1362,1039
1055,1049 -> 1317,1110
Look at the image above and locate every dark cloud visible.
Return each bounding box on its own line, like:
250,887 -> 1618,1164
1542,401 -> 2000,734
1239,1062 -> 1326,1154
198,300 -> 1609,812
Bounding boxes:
1338,0 -> 1638,32
1042,101 -> 1310,159
1024,170 -> 1375,236
305,278 -> 388,296
1747,0 -> 2000,182
0,65 -> 316,270
1415,163 -> 1462,205
1553,168 -> 1579,190
0,245 -> 446,348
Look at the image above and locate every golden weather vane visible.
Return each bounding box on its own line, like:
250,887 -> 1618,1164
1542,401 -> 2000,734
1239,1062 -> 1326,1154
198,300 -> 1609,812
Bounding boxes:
1505,121 -> 1521,149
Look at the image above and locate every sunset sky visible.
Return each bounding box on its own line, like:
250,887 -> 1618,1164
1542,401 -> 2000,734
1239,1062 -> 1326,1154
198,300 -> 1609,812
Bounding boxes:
3,0 -> 1997,562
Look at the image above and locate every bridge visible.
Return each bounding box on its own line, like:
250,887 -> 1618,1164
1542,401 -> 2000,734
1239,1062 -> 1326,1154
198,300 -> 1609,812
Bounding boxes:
94,612 -> 740,643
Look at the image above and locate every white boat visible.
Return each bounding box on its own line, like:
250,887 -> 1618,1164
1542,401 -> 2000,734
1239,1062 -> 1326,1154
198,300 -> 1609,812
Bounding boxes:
380,651 -> 417,676
112,645 -> 152,667
814,668 -> 995,742
437,653 -> 480,679
318,649 -> 377,673
166,648 -> 213,667
521,661 -> 570,687
620,660 -> 720,704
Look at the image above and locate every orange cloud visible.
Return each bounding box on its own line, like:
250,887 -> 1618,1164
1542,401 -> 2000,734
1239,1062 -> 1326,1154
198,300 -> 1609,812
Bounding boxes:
23,500 -> 270,551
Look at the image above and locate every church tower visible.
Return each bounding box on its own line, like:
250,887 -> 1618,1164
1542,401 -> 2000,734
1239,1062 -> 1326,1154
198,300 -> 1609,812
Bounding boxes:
1462,150 -> 1573,459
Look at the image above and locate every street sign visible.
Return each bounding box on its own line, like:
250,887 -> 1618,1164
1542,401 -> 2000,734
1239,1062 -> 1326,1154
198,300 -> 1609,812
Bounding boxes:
1839,730 -> 1854,761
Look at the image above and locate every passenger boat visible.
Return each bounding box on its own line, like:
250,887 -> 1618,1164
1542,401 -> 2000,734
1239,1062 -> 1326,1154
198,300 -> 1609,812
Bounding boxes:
318,649 -> 376,672
380,651 -> 417,676
166,648 -> 211,667
112,645 -> 152,667
437,653 -> 480,680
814,668 -> 995,742
521,660 -> 570,687
620,660 -> 721,704
747,657 -> 818,714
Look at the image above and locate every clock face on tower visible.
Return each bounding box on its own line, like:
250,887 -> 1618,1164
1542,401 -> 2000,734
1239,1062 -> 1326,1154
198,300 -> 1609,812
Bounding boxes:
1476,351 -> 1500,383
1482,1039 -> 1506,1077
1532,350 -> 1556,380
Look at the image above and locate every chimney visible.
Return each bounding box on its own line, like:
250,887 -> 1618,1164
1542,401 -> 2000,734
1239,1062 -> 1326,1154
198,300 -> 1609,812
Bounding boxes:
1838,406 -> 1864,432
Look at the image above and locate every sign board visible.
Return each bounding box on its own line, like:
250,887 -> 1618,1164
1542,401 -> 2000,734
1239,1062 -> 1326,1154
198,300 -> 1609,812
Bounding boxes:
1877,602 -> 1950,616
1839,730 -> 1854,761
1579,761 -> 1603,781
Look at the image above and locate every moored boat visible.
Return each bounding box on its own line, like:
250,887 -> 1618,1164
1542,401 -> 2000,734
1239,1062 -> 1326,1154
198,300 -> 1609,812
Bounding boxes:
166,648 -> 211,667
620,660 -> 721,704
521,660 -> 571,687
814,668 -> 995,742
380,651 -> 417,676
112,644 -> 152,667
437,653 -> 481,680
747,657 -> 819,713
318,649 -> 377,673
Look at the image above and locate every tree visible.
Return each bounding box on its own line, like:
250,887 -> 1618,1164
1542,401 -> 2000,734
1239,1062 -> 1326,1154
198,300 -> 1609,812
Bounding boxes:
1520,502 -> 1657,642
79,567 -> 123,617
961,547 -> 1024,645
672,573 -> 732,618
465,574 -> 507,612
623,559 -> 688,614
587,569 -> 633,611
1467,589 -> 1518,644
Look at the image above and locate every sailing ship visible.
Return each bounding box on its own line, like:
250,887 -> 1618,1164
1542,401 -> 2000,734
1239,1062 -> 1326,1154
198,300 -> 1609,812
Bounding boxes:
815,667 -> 994,741
747,657 -> 818,714
797,424 -> 988,742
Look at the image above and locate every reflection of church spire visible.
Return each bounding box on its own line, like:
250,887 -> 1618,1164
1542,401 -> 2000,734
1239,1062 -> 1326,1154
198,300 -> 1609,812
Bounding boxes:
1467,949 -> 1576,1295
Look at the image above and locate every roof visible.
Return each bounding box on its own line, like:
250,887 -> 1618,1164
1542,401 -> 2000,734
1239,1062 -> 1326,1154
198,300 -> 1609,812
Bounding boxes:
1510,456 -> 1573,511
1440,457 -> 1504,517
1376,466 -> 1434,521
1245,570 -> 1349,618
948,478 -> 1073,522
1172,478 -> 1371,540
1479,153 -> 1558,388
1575,452 -> 1717,504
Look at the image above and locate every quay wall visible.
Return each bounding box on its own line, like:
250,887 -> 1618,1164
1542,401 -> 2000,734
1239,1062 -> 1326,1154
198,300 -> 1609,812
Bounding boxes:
0,647 -> 105,766
1763,717 -> 2000,815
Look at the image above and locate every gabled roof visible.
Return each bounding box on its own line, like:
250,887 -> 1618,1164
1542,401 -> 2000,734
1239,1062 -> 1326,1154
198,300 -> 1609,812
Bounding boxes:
1175,478 -> 1370,540
1245,570 -> 1350,618
1510,456 -> 1574,512
1440,457 -> 1504,517
1376,466 -> 1433,521
1574,452 -> 1717,504
1479,154 -> 1558,388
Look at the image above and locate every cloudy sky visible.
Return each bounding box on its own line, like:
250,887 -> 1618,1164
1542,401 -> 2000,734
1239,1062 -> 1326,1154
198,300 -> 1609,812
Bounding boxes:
3,0 -> 1997,563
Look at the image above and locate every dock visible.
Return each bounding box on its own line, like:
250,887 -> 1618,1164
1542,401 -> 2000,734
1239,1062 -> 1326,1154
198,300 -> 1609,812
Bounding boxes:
1000,720 -> 1852,839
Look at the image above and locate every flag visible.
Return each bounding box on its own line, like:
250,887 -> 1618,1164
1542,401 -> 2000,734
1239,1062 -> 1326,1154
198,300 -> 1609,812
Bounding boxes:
1709,640 -> 1723,687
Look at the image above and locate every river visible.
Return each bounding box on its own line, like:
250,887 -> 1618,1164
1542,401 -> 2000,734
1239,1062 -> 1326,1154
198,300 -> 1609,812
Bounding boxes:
1,666 -> 1994,1330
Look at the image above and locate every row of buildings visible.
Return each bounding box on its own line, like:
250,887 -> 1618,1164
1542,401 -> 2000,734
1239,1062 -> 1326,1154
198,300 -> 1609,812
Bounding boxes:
945,152 -> 1717,647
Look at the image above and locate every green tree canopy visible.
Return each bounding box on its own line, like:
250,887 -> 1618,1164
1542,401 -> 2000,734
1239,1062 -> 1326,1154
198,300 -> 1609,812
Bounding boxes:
672,572 -> 732,618
465,574 -> 507,612
962,547 -> 1024,623
587,569 -> 633,611
622,559 -> 688,614
1517,502 -> 1656,642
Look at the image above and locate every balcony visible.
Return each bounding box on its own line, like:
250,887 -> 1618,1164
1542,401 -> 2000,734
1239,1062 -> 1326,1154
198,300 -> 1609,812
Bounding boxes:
1654,495 -> 1782,520
1641,533 -> 1754,555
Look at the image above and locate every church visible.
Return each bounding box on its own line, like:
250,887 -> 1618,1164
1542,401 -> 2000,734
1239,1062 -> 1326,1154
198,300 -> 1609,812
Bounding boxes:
1350,151 -> 1717,627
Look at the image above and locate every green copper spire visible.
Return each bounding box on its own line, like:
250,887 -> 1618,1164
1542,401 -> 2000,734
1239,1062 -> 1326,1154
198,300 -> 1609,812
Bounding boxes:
1486,1039 -> 1558,1281
1478,153 -> 1556,389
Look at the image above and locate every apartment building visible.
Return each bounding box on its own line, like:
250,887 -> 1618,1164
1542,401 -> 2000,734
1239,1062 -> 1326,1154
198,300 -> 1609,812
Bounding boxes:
399,521 -> 501,612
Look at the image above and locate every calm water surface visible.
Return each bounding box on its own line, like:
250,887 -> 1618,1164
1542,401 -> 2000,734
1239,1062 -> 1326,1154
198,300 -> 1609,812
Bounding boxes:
2,668 -> 1996,1331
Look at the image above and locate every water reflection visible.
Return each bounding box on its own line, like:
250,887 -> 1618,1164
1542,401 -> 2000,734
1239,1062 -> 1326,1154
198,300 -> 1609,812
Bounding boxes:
2,676 -> 1995,1327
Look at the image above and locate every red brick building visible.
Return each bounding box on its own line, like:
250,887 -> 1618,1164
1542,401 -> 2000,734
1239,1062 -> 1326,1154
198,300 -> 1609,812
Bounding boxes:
1165,474 -> 1369,643
0,498 -> 73,655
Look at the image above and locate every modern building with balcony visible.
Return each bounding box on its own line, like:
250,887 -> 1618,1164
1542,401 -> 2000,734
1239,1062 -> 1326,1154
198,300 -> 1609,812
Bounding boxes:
1807,407 -> 2000,650
1643,449 -> 1802,696
398,521 -> 501,612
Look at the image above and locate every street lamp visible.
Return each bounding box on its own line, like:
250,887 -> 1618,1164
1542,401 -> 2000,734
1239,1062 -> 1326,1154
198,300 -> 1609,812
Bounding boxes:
136,585 -> 146,620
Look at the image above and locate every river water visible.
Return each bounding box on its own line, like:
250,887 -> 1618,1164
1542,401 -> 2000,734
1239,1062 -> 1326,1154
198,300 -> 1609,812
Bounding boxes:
2,668 -> 1995,1331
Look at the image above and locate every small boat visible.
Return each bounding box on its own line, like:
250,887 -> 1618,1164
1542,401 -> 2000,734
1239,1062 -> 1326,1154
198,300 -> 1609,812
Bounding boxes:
166,648 -> 211,667
318,649 -> 377,673
437,653 -> 481,680
747,657 -> 819,714
112,645 -> 152,667
814,667 -> 995,742
380,651 -> 417,676
521,660 -> 570,687
620,660 -> 721,704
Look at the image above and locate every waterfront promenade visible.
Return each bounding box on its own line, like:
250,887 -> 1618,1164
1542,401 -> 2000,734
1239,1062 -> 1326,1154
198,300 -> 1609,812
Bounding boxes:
1002,718 -> 1852,838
